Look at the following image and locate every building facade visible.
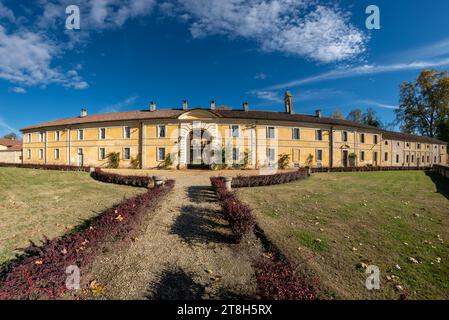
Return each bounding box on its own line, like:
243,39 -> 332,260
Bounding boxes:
0,139 -> 22,164
20,94 -> 447,169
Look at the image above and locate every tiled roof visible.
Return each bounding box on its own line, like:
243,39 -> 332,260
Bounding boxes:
20,108 -> 447,145
0,139 -> 22,149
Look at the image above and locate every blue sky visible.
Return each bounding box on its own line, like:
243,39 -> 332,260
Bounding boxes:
1,0 -> 449,137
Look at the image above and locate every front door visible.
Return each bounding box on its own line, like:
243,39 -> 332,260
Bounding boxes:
187,130 -> 211,169
342,150 -> 349,167
77,149 -> 84,167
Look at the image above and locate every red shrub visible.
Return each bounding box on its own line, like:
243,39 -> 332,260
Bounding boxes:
91,168 -> 152,188
0,180 -> 174,300
254,256 -> 320,300
231,169 -> 309,188
0,163 -> 89,172
311,166 -> 430,173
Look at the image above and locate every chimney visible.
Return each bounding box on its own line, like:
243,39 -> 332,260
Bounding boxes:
80,108 -> 88,118
183,100 -> 188,110
150,101 -> 156,112
284,91 -> 294,114
210,100 -> 216,110
315,109 -> 322,118
243,102 -> 249,112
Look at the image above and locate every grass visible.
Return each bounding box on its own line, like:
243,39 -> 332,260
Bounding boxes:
237,171 -> 449,300
0,168 -> 144,266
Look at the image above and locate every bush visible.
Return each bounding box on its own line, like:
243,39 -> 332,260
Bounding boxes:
0,163 -> 89,172
106,152 -> 120,168
0,178 -> 174,300
130,156 -> 141,169
210,177 -> 256,242
278,153 -> 290,170
91,168 -> 152,188
254,257 -> 320,300
231,169 -> 309,188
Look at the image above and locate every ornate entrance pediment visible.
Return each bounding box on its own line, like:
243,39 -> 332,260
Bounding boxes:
178,109 -> 219,120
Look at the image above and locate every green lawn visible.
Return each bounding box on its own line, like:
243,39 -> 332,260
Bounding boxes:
237,171 -> 449,300
0,168 -> 144,266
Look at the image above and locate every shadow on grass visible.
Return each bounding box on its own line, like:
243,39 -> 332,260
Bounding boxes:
187,186 -> 217,203
425,171 -> 449,200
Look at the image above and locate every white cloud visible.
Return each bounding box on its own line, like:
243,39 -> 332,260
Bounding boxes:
177,1 -> 367,63
254,73 -> 269,80
358,99 -> 398,110
249,90 -> 282,102
100,95 -> 139,113
9,87 -> 27,94
0,26 -> 88,89
264,57 -> 449,90
0,0 -> 15,22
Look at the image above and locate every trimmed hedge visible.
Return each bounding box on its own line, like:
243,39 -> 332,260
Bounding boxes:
231,169 -> 309,188
254,257 -> 320,300
91,168 -> 152,188
311,166 -> 430,173
0,162 -> 90,172
210,177 -> 256,243
0,179 -> 174,300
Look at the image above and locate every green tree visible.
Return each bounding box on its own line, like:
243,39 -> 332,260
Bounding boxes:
331,109 -> 344,119
395,69 -> 449,137
3,133 -> 17,140
362,108 -> 382,127
347,109 -> 363,123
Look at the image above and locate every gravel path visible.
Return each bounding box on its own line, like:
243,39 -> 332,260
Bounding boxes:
87,174 -> 262,300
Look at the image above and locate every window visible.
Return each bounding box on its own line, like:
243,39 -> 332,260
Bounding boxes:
55,131 -> 61,142
99,128 -> 106,140
78,129 -> 84,140
397,142 -> 400,146
27,149 -> 31,159
54,149 -> 60,160
292,128 -> 300,140
158,125 -> 166,138
39,132 -> 45,142
267,148 -> 276,161
427,156 -> 430,163
232,147 -> 239,161
157,147 -> 166,161
373,135 -> 378,144
315,129 -> 323,141
434,156 -> 437,163
27,133 -> 31,143
123,147 -> 131,160
384,152 -> 388,161
422,156 -> 425,163
406,155 -> 409,163
99,148 -> 106,160
124,126 -> 131,139
373,151 -> 378,162
385,141 -> 389,146
360,133 -> 365,143
396,154 -> 400,163
406,143 -> 410,147
417,143 -> 421,149
267,127 -> 275,139
427,145 -> 430,149
360,151 -> 365,161
439,156 -> 442,163
39,149 -> 44,160
231,125 -> 239,138
342,131 -> 348,142
411,155 -> 414,163
316,149 -> 323,161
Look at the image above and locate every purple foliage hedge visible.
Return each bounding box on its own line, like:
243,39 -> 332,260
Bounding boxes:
0,179 -> 174,300
231,169 -> 309,188
210,177 -> 256,243
254,256 -> 320,300
91,168 -> 152,188
312,166 -> 431,173
0,162 -> 89,172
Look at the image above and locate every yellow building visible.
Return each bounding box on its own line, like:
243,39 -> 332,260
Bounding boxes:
20,94 -> 447,169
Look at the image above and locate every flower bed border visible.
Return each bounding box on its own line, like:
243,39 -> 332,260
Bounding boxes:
311,165 -> 430,173
0,162 -> 89,172
231,169 -> 309,188
91,168 -> 153,188
0,172 -> 174,300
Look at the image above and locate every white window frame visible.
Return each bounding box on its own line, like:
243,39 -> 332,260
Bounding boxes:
54,148 -> 60,160
266,127 -> 276,139
38,149 -> 44,160
99,148 -> 106,160
342,131 -> 348,142
123,147 -> 131,160
360,133 -> 365,144
267,148 -> 276,162
360,151 -> 365,162
78,129 -> 84,141
315,129 -> 323,141
230,125 -> 240,138
99,128 -> 106,140
232,147 -> 240,162
316,149 -> 323,162
157,147 -> 166,161
39,132 -> 45,143
27,133 -> 31,143
157,125 -> 166,138
373,135 -> 378,144
27,149 -> 31,159
123,126 -> 131,139
292,128 -> 300,140
55,131 -> 61,142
